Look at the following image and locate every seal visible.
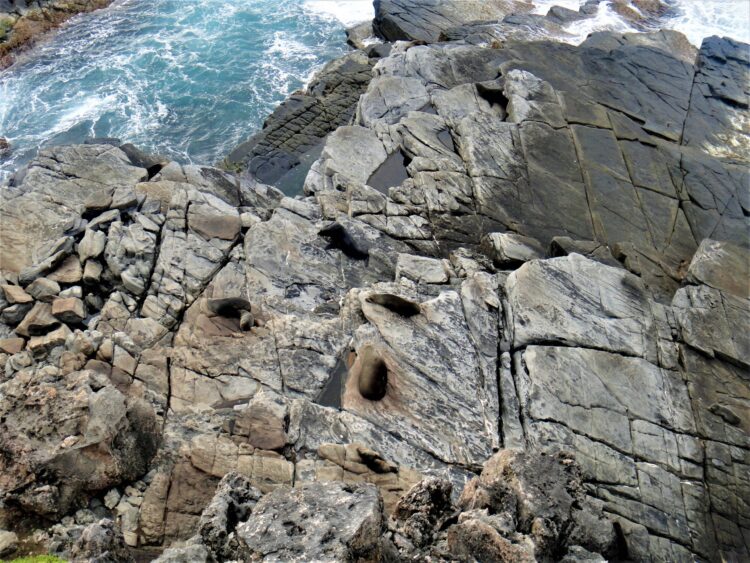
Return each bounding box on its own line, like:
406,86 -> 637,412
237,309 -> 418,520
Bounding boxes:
319,222 -> 369,261
206,297 -> 255,330
356,345 -> 388,401
366,293 -> 421,317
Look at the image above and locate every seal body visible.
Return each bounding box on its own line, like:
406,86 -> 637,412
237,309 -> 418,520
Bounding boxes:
206,297 -> 252,318
207,297 -> 255,330
357,346 -> 388,401
319,222 -> 369,260
367,293 -> 421,317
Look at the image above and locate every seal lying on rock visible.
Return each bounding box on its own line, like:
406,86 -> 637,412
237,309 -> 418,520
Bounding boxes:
366,293 -> 421,317
356,345 -> 388,401
206,297 -> 255,330
319,222 -> 369,260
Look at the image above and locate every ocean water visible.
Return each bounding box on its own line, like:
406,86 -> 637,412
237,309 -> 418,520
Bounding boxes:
0,0 -> 375,180
0,0 -> 747,182
531,0 -> 750,45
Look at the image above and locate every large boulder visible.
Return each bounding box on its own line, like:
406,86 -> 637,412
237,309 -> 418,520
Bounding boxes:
237,482 -> 384,561
157,478 -> 386,563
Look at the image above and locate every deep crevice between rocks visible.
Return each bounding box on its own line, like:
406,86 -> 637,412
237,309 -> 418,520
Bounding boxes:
367,149 -> 412,194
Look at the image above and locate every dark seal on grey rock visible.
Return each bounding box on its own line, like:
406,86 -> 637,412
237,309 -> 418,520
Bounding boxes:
0,137 -> 10,157
357,346 -> 388,401
319,222 -> 369,260
207,297 -> 255,330
367,293 -> 421,317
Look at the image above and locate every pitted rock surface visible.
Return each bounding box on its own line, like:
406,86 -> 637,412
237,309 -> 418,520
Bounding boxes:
0,11 -> 747,563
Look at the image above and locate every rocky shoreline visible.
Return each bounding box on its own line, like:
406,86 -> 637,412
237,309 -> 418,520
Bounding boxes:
0,0 -> 748,561
0,0 -> 114,69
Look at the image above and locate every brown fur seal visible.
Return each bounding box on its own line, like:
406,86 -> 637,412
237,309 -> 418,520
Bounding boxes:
319,222 -> 369,261
357,345 -> 388,401
206,297 -> 252,317
207,297 -> 255,330
366,293 -> 421,317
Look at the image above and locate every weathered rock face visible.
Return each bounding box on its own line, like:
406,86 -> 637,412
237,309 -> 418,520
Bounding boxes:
0,11 -> 748,563
153,479 -> 385,563
0,358 -> 160,518
307,31 -> 747,301
165,450 -> 616,562
238,481 -> 384,561
449,450 -> 617,561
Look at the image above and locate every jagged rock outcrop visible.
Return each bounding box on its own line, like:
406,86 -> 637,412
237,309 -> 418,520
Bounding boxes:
152,450 -> 618,562
0,8 -> 747,563
374,0 -> 672,44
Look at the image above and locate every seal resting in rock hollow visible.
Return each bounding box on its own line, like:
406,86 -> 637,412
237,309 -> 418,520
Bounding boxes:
319,222 -> 369,260
366,293 -> 421,317
206,297 -> 254,330
355,345 -> 388,401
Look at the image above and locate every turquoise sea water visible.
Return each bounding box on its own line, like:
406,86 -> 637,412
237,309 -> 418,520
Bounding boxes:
0,0 -> 747,183
0,0 -> 373,180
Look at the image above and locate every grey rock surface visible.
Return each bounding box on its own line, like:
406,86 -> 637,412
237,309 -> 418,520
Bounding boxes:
0,11 -> 747,563
373,0 -> 534,43
0,529 -> 18,557
237,481 -> 383,562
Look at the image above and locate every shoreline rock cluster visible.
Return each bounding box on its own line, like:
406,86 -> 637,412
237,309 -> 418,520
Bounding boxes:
0,0 -> 113,69
0,0 -> 748,561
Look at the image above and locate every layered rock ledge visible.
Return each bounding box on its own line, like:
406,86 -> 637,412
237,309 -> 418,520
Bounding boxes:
0,3 -> 748,562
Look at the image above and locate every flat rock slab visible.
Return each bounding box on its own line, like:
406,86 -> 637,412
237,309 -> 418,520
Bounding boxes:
506,254 -> 658,361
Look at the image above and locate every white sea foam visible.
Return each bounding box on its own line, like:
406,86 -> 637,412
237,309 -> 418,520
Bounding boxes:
46,94 -> 116,138
267,31 -> 318,61
560,2 -> 638,44
531,0 -> 584,15
665,0 -> 750,46
529,0 -> 750,46
303,0 -> 374,26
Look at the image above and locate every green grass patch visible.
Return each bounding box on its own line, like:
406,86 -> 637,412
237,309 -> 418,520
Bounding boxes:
1,556 -> 67,563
